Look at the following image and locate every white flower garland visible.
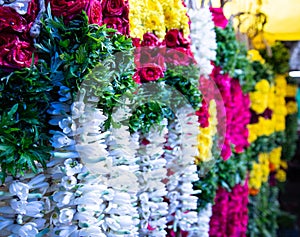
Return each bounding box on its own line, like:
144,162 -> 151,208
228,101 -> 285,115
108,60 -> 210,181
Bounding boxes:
0,173 -> 49,237
165,106 -> 200,233
188,204 -> 212,237
46,87 -> 140,236
137,119 -> 169,237
188,7 -> 217,77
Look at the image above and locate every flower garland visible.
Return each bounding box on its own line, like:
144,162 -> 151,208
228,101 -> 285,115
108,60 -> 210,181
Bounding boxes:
211,66 -> 250,160
249,146 -> 288,196
46,87 -> 140,236
164,106 -> 200,234
187,204 -> 212,237
136,119 -> 169,236
209,181 -> 249,237
129,0 -> 190,40
195,100 -> 218,163
188,7 -> 217,76
0,173 -> 49,236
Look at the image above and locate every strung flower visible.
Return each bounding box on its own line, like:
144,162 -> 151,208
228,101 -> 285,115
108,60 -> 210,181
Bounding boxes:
61,176 -> 77,190
53,191 -> 74,208
165,107 -> 200,234
59,208 -> 76,225
188,7 -> 217,76
9,181 -> 29,201
17,222 -> 39,236
136,119 -> 169,236
64,159 -> 83,176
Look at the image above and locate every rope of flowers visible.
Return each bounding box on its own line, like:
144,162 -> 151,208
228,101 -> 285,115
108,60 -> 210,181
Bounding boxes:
136,119 -> 169,236
164,106 -> 200,235
187,6 -> 217,77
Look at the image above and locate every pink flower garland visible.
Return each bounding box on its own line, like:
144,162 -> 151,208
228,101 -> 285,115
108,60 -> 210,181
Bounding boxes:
209,181 -> 249,237
210,66 -> 250,160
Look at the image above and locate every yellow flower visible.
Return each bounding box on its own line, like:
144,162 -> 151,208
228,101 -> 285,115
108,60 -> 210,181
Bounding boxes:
250,163 -> 263,190
247,49 -> 265,64
286,84 -> 298,97
258,153 -> 269,163
255,79 -> 270,93
268,86 -> 275,110
247,124 -> 259,143
275,169 -> 287,182
286,101 -> 298,114
196,100 -> 218,164
269,147 -> 282,170
280,160 -> 288,169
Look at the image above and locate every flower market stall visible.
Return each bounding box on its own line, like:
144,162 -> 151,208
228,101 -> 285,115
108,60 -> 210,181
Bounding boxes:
0,0 -> 298,236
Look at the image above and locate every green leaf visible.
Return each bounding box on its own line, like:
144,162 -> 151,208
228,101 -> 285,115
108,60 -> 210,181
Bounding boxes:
7,104 -> 18,118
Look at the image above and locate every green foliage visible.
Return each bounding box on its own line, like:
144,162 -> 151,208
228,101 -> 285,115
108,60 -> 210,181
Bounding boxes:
37,10 -> 137,130
0,67 -> 51,181
214,25 -> 257,93
194,147 -> 248,210
215,25 -> 240,77
247,184 -> 280,237
282,114 -> 298,160
129,101 -> 174,134
249,132 -> 286,157
260,42 -> 290,74
163,64 -> 202,110
251,60 -> 274,84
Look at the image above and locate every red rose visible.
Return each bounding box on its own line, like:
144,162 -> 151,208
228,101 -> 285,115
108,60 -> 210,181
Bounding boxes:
86,0 -> 102,25
103,16 -> 129,35
137,64 -> 164,82
164,29 -> 180,48
0,6 -> 27,32
196,100 -> 209,128
25,0 -> 39,25
210,7 -> 228,29
164,29 -> 189,48
102,0 -> 128,17
0,34 -> 37,68
50,0 -> 88,22
165,47 -> 194,66
135,46 -> 165,69
50,0 -> 102,24
132,38 -> 141,47
141,33 -> 161,47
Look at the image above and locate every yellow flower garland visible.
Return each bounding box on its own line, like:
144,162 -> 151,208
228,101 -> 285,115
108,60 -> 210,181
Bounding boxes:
129,0 -> 190,39
195,100 -> 218,164
249,146 -> 287,195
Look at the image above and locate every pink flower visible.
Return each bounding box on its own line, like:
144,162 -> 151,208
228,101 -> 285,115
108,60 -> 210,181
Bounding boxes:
134,64 -> 164,83
210,7 -> 228,29
209,181 -> 249,237
103,16 -> 129,35
0,34 -> 37,69
50,0 -> 102,25
141,33 -> 162,47
0,6 -> 27,32
165,47 -> 195,66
